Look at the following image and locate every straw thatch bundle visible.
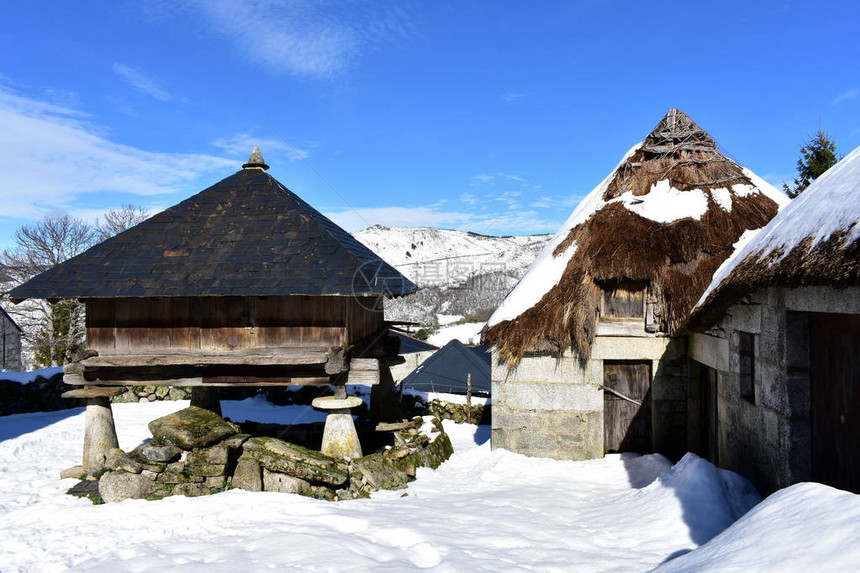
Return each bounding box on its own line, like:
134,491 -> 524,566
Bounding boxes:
485,109 -> 785,366
686,145 -> 860,332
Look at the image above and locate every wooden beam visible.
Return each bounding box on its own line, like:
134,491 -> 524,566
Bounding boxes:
64,372 -> 331,387
61,387 -> 125,399
81,347 -> 332,368
346,358 -> 379,386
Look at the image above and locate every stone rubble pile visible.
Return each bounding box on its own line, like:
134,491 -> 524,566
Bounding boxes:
405,396 -> 492,425
110,385 -> 191,403
94,406 -> 453,503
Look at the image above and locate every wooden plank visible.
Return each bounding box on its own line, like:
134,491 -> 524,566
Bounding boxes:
82,347 -> 331,367
702,365 -> 718,464
202,375 -> 329,385
603,360 -> 652,454
376,421 -> 417,432
349,358 -> 379,370
600,280 -> 646,319
85,295 -> 354,353
64,372 -> 331,387
346,358 -> 379,386
62,387 -> 124,399
810,312 -> 860,493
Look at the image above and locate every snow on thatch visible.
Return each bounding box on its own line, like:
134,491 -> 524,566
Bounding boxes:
687,145 -> 860,331
485,109 -> 788,366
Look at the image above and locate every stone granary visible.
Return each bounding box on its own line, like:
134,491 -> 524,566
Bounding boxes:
685,145 -> 860,494
9,148 -> 417,476
484,109 -> 788,462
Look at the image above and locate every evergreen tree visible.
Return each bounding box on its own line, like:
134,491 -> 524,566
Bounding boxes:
783,130 -> 839,198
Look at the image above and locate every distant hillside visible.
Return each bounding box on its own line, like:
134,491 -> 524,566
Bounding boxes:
353,225 -> 550,324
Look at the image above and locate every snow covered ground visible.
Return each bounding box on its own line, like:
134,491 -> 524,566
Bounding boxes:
0,400 -> 858,571
426,321 -> 485,346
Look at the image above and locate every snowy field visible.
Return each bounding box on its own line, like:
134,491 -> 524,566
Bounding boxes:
1,400 -> 858,572
426,322 -> 485,346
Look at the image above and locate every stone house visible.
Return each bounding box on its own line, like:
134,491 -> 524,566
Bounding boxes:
685,145 -> 860,494
483,109 -> 788,462
0,304 -> 22,371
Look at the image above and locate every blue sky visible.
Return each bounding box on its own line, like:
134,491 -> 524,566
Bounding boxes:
1,1 -> 858,252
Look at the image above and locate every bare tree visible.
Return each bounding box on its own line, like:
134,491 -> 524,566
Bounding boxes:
1,215 -> 96,368
94,204 -> 150,242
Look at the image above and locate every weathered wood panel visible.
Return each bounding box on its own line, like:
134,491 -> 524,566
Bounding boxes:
810,312 -> 860,493
599,280 -> 646,319
604,360 -> 652,454
701,364 -> 718,464
346,297 -> 385,342
86,296 -> 362,352
82,347 -> 331,366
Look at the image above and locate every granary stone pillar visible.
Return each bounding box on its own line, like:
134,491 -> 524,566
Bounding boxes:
312,395 -> 364,458
62,387 -> 123,478
191,387 -> 222,417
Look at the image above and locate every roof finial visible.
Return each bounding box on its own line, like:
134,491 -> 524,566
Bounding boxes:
243,146 -> 269,170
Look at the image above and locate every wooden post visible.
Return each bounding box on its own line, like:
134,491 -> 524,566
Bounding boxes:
191,387 -> 222,416
466,372 -> 472,425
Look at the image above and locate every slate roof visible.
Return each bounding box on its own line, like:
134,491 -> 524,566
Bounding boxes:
0,305 -> 22,332
390,329 -> 439,354
401,339 -> 490,395
10,161 -> 418,300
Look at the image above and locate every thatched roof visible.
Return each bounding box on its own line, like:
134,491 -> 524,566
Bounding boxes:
687,145 -> 860,332
484,109 -> 788,366
9,150 -> 417,301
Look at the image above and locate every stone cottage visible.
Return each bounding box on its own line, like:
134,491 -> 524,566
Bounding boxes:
483,109 -> 788,461
685,144 -> 860,494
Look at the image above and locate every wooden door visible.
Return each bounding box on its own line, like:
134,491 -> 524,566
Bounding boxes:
603,361 -> 652,454
701,365 -> 718,464
810,312 -> 860,493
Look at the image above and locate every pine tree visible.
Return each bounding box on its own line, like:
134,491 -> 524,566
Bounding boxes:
783,130 -> 839,198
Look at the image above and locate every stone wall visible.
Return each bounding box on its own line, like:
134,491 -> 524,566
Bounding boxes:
491,335 -> 687,461
0,371 -> 80,416
90,406 -> 454,503
491,351 -> 603,460
389,350 -> 436,382
686,286 -> 860,494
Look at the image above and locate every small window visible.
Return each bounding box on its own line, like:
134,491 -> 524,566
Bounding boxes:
738,331 -> 755,403
599,279 -> 647,319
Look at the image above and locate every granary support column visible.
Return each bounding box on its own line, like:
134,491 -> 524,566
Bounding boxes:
62,387 -> 123,477
191,387 -> 222,416
312,395 -> 364,458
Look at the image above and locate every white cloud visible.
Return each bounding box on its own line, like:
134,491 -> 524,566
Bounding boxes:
469,172 -> 527,187
530,195 -> 580,209
0,84 -> 234,221
493,190 -> 522,202
184,0 -> 414,78
112,63 -> 173,101
832,88 -> 858,105
501,93 -> 528,102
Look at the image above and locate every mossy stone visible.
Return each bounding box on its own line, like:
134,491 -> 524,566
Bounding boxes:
148,406 -> 238,450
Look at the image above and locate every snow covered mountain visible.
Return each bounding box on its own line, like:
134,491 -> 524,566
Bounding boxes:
353,225 -> 550,324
